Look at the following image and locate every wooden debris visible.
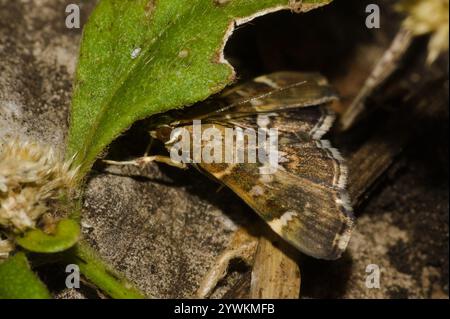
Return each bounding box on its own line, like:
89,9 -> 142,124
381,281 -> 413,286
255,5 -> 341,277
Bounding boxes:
250,236 -> 301,299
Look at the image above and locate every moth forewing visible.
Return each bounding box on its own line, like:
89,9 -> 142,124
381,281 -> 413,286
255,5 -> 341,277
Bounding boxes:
150,72 -> 354,259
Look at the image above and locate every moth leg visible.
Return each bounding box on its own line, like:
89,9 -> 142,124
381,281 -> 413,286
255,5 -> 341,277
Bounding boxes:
103,133 -> 188,169
103,155 -> 187,169
196,227 -> 258,298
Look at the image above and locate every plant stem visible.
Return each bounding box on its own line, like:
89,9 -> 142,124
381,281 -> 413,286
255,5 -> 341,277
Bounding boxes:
63,242 -> 147,299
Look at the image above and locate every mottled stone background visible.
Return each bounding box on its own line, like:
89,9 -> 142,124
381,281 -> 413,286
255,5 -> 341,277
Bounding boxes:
0,0 -> 448,298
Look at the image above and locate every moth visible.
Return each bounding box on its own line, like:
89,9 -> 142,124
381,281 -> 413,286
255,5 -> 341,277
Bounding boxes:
109,72 -> 354,260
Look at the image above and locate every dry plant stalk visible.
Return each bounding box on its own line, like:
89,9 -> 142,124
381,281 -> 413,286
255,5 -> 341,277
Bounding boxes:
340,0 -> 449,131
340,28 -> 413,131
250,236 -> 301,299
196,227 -> 258,298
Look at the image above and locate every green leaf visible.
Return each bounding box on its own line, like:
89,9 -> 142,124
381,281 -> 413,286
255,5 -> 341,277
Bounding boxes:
64,242 -> 146,299
0,253 -> 51,299
16,219 -> 81,253
67,0 -> 331,177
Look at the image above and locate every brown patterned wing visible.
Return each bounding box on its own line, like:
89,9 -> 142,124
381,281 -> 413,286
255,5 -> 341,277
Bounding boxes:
209,72 -> 338,117
192,120 -> 353,260
155,72 -> 354,259
165,71 -> 338,125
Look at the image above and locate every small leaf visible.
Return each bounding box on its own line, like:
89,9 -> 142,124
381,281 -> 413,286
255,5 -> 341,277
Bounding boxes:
0,253 -> 51,299
67,0 -> 332,178
64,242 -> 146,299
16,219 -> 81,253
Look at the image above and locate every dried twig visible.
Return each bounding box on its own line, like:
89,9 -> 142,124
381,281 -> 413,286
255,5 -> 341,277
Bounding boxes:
340,28 -> 413,131
250,236 -> 301,299
196,227 -> 258,298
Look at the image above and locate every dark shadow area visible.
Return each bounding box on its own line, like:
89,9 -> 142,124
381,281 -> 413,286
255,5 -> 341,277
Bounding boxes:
34,262 -> 101,299
299,252 -> 353,298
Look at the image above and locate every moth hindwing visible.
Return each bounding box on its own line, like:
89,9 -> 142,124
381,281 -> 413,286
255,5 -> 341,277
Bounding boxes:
151,71 -> 354,260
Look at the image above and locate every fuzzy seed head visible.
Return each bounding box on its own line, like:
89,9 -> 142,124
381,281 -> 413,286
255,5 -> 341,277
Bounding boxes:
397,0 -> 449,64
0,138 -> 78,240
0,238 -> 14,261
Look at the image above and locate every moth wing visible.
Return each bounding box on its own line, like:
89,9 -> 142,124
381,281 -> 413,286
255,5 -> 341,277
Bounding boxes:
214,105 -> 336,140
190,118 -> 353,260
159,72 -> 353,259
204,71 -> 338,119
167,72 -> 337,125
197,152 -> 353,260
